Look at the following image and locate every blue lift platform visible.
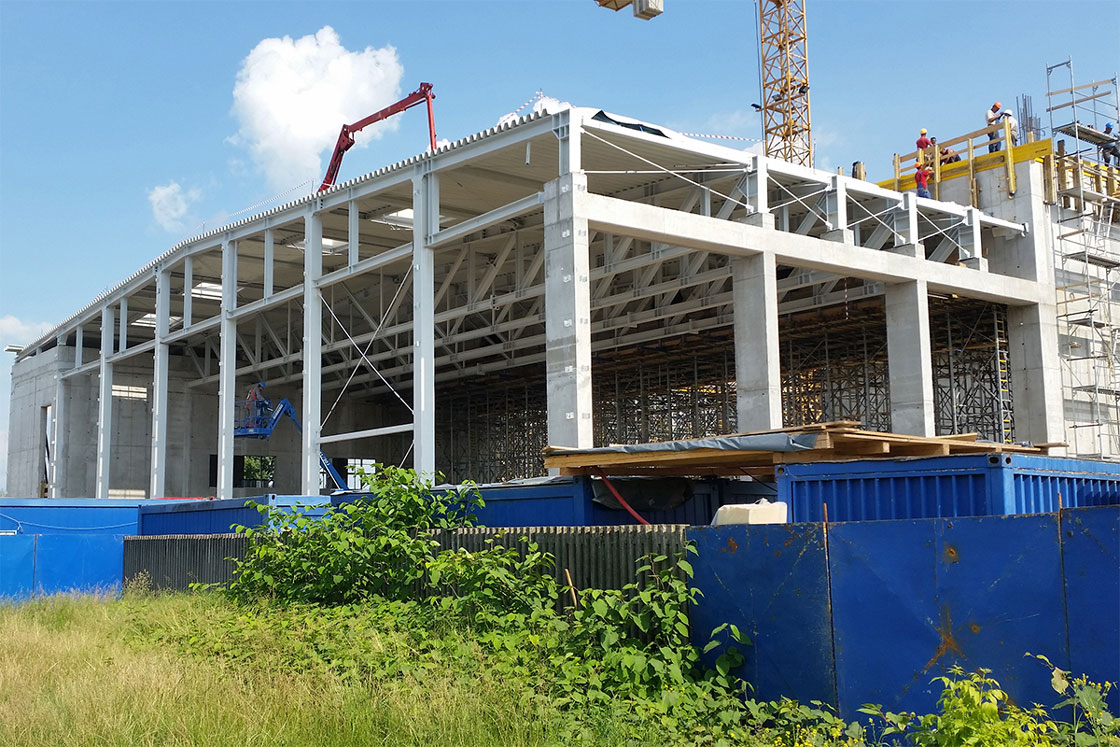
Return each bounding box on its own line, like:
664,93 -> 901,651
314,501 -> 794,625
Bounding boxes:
235,397 -> 347,490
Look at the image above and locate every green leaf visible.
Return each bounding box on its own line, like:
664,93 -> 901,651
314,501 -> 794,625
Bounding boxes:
677,559 -> 694,578
702,640 -> 721,654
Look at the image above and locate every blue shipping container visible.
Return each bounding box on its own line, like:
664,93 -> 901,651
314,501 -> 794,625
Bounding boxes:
777,454 -> 1120,523
137,495 -> 332,535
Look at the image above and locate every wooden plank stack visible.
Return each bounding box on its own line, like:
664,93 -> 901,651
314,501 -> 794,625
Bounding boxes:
543,421 -> 1056,480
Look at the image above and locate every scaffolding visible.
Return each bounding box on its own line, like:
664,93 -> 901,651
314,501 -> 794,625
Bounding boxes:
434,300 -> 1013,483
1046,58 -> 1120,458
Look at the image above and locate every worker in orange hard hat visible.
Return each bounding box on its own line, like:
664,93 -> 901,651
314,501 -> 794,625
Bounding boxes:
986,101 -> 1003,153
914,160 -> 932,199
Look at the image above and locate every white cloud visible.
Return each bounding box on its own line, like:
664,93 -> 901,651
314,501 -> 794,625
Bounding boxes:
231,26 -> 404,191
148,182 -> 202,232
0,315 -> 54,348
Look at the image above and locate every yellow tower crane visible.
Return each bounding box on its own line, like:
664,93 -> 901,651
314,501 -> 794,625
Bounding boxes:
595,0 -> 814,167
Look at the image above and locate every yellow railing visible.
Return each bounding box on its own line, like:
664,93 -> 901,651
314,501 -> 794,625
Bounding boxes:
890,121 -> 1018,201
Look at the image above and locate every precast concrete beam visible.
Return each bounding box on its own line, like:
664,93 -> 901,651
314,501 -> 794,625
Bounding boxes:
578,192 -> 1043,306
885,280 -> 935,436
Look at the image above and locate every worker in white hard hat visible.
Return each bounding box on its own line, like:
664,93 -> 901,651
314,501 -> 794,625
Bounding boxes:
1102,123 -> 1120,168
986,101 -> 1003,152
1000,110 -> 1020,148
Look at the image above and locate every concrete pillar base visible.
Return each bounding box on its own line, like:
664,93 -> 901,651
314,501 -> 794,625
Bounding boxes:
961,256 -> 988,272
889,243 -> 924,258
741,212 -> 775,230
822,228 -> 854,244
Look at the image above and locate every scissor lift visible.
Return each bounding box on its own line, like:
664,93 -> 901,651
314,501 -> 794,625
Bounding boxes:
235,397 -> 347,490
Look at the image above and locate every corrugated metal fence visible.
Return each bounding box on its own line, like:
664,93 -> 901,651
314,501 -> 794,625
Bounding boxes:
123,524 -> 687,593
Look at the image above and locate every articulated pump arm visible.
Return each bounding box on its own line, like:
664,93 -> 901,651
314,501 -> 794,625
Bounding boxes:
318,82 -> 436,192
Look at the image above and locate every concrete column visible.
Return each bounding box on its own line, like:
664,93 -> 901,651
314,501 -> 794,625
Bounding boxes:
183,255 -> 193,328
348,200 -> 360,267
95,305 -> 114,500
50,364 -> 66,498
118,297 -> 128,352
217,239 -> 238,500
958,207 -> 986,270
885,279 -> 936,436
263,229 -> 274,298
544,172 -> 593,449
302,213 -> 324,495
822,175 -> 853,243
412,170 -> 438,475
891,192 -> 922,257
557,109 -> 582,174
742,157 -> 774,229
733,252 -> 783,431
74,325 -> 83,367
150,268 -> 170,498
1008,303 -> 1065,447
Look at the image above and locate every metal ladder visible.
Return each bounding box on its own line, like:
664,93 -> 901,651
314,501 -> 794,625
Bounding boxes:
993,311 -> 1015,443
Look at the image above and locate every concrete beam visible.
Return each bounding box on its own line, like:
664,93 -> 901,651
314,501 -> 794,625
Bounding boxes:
578,192 -> 1042,305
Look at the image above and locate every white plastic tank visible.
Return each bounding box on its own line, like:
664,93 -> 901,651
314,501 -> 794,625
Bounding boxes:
710,499 -> 789,526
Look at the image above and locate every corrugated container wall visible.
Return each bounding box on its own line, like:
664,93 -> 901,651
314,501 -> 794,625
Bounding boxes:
777,454 -> 1120,523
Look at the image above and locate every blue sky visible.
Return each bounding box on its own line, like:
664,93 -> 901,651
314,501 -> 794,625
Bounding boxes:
1,0 -> 1118,489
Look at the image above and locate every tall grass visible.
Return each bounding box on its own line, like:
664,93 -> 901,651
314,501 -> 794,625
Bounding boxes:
0,593 -> 564,747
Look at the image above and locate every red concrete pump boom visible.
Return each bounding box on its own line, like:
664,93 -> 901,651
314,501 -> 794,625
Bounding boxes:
318,82 -> 436,192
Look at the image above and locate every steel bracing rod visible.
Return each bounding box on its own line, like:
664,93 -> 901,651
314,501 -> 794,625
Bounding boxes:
581,129 -> 756,215
322,300 -> 413,413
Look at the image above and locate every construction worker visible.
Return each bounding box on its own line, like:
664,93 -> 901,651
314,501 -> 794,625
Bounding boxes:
1101,123 -> 1120,168
932,137 -> 961,164
914,161 -> 932,199
986,101 -> 1003,152
245,382 -> 267,428
1001,110 -> 1020,148
916,128 -> 931,151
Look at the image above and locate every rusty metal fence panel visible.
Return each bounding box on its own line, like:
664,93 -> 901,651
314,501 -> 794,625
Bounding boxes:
123,525 -> 686,594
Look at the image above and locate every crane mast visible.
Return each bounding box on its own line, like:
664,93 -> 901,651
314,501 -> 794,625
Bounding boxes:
595,0 -> 813,167
758,0 -> 812,166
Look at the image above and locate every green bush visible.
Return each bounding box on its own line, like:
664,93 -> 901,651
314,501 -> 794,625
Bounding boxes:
227,466 -> 481,604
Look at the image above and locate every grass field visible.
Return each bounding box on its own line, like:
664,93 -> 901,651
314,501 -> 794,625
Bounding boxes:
0,593 -> 588,747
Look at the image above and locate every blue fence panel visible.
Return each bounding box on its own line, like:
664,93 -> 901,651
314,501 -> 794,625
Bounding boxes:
0,535 -> 36,598
688,523 -> 835,706
934,515 -> 1068,713
32,534 -> 126,595
0,499 -> 142,534
1061,506 -> 1120,714
829,519 -> 942,716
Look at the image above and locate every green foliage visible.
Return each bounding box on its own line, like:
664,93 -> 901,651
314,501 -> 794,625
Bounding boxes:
1029,653 -> 1120,746
860,660 -> 1120,747
226,465 -> 481,604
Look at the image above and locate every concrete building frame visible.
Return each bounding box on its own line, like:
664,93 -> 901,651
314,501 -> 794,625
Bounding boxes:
6,107 -> 1065,499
